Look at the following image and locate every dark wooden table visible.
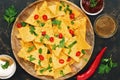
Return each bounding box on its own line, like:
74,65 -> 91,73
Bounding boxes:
0,0 -> 120,80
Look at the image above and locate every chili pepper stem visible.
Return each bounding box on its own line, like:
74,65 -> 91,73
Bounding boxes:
77,47 -> 107,80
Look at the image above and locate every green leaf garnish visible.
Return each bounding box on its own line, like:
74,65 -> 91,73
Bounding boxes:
52,44 -> 58,50
1,61 -> 9,69
27,46 -> 35,52
28,55 -> 36,62
59,6 -> 62,11
64,5 -> 72,14
98,57 -> 118,74
81,49 -> 86,54
68,49 -> 71,54
29,25 -> 38,36
60,70 -> 65,76
3,5 -> 17,27
52,19 -> 61,29
59,38 -> 65,48
38,48 -> 42,54
38,60 -> 41,66
90,0 -> 97,8
39,64 -> 52,74
71,20 -> 74,25
21,22 -> 27,27
49,57 -> 52,63
44,34 -> 50,40
60,1 -> 65,7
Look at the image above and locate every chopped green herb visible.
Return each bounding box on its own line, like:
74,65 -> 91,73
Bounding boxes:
59,6 -> 62,11
3,5 -> 17,27
29,25 -> 38,36
67,26 -> 70,29
1,61 -> 9,69
21,22 -> 27,27
68,41 -> 77,48
28,55 -> 36,62
39,48 -> 42,54
90,0 -> 97,8
52,19 -> 61,29
60,70 -> 65,76
40,36 -> 44,42
71,20 -> 74,25
83,58 -> 88,62
81,49 -> 86,54
52,44 -> 58,50
49,57 -> 52,63
40,68 -> 46,74
68,49 -> 71,54
40,22 -> 45,27
59,38 -> 65,48
64,5 -> 72,14
38,60 -> 41,66
27,46 -> 35,52
40,64 -> 52,73
98,57 -> 118,74
44,34 -> 50,40
60,1 -> 65,7
47,49 -> 51,54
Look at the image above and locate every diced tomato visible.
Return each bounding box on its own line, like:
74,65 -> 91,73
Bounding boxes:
76,51 -> 81,56
67,57 -> 71,62
49,37 -> 54,42
59,59 -> 64,64
59,33 -> 63,39
39,55 -> 44,61
70,13 -> 75,19
42,31 -> 46,36
16,23 -> 22,28
42,15 -> 48,21
69,29 -> 74,36
34,14 -> 39,20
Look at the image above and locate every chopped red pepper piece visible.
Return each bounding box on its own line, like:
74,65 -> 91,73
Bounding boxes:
67,57 -> 71,62
59,33 -> 63,39
76,51 -> 81,56
70,13 -> 75,19
34,14 -> 39,20
42,15 -> 48,21
39,55 -> 44,61
16,23 -> 22,28
59,59 -> 64,64
42,31 -> 46,36
69,29 -> 74,36
49,37 -> 54,42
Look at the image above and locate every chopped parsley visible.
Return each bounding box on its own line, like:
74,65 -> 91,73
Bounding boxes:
44,34 -> 50,40
68,48 -> 71,54
98,57 -> 118,74
71,20 -> 74,25
39,64 -> 52,74
38,48 -> 42,54
59,6 -> 62,11
21,22 -> 27,27
59,38 -> 65,48
52,44 -> 58,50
38,60 -> 41,66
64,5 -> 72,14
52,19 -> 61,29
1,61 -> 9,69
60,1 -> 65,7
28,55 -> 36,62
29,25 -> 38,36
27,46 -> 35,52
47,49 -> 51,54
81,49 -> 86,54
49,57 -> 52,63
60,70 -> 65,76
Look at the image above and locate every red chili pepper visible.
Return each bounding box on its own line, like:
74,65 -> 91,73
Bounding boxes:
69,29 -> 74,36
16,23 -> 22,28
59,59 -> 64,64
76,51 -> 81,56
70,13 -> 75,19
34,14 -> 39,20
59,33 -> 63,39
77,47 -> 107,80
49,37 -> 54,42
42,31 -> 46,36
39,55 -> 44,61
42,15 -> 48,21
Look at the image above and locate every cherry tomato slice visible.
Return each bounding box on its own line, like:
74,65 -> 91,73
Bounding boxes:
34,14 -> 39,20
69,29 -> 74,36
42,31 -> 46,36
59,59 -> 64,64
39,55 -> 44,61
49,37 -> 54,42
16,23 -> 22,28
70,13 -> 75,19
42,15 -> 48,21
59,33 -> 63,39
76,51 -> 81,56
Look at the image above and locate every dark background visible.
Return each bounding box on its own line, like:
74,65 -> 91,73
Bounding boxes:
0,0 -> 120,80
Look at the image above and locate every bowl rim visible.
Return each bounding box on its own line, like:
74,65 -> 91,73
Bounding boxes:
0,54 -> 16,79
80,0 -> 104,15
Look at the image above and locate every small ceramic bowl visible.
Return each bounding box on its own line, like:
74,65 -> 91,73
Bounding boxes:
94,14 -> 117,38
0,54 -> 16,79
80,0 -> 104,15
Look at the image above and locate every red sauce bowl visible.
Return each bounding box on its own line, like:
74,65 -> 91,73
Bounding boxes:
80,0 -> 104,15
